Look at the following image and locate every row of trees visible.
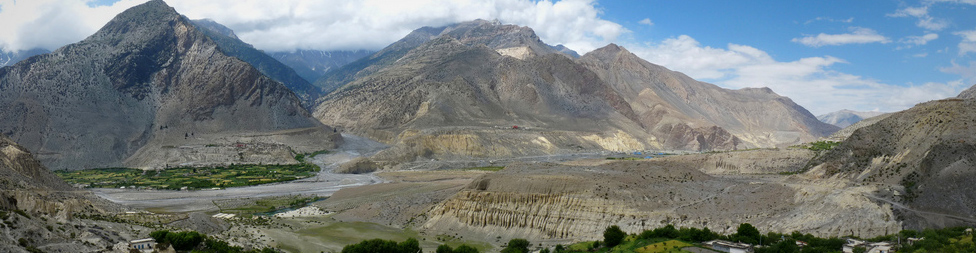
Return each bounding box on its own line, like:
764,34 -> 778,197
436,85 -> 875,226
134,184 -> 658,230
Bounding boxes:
341,238 -> 421,253
148,230 -> 276,253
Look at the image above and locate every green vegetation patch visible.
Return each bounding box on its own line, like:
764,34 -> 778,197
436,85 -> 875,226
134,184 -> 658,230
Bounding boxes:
295,149 -> 331,163
55,163 -> 318,190
803,140 -> 840,151
634,240 -> 693,253
215,195 -> 322,216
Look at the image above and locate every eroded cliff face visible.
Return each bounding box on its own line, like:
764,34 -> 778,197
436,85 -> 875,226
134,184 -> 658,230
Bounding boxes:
1,134 -> 116,218
0,0 -> 334,170
422,160 -> 899,242
0,135 -> 134,252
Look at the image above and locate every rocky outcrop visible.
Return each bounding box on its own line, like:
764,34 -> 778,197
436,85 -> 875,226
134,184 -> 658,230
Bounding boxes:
335,157 -> 379,174
0,134 -> 139,253
0,0 -> 336,170
809,98 -> 976,230
423,160 -> 899,242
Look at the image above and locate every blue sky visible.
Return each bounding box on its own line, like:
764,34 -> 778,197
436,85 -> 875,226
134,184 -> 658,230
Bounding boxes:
0,0 -> 974,115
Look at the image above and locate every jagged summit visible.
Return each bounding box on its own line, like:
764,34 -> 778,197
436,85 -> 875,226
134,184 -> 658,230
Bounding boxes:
0,0 -> 334,170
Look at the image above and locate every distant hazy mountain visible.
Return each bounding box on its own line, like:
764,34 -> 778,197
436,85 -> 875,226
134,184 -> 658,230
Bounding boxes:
192,19 -> 322,108
817,109 -> 887,128
0,48 -> 50,67
312,20 -> 837,161
269,49 -> 373,84
0,0 -> 329,170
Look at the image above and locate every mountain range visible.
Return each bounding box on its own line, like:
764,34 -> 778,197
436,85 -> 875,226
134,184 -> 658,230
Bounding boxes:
817,109 -> 887,128
0,0 -> 337,170
0,48 -> 50,67
312,20 -> 838,162
270,49 -> 374,83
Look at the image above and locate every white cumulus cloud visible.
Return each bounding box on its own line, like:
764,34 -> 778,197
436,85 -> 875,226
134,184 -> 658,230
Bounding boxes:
626,35 -> 967,114
955,29 -> 976,55
888,5 -> 949,31
792,27 -> 891,47
164,0 -> 627,53
0,0 -> 628,54
638,18 -> 653,26
0,0 -> 145,52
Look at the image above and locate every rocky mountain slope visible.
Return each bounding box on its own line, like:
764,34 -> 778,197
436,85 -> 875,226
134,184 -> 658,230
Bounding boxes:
0,48 -> 50,67
1,134 -> 138,253
0,0 -> 337,170
580,45 -> 838,149
808,92 -> 976,229
958,83 -> 976,99
817,109 -> 887,128
313,20 -> 836,161
192,19 -> 322,108
270,49 -> 373,83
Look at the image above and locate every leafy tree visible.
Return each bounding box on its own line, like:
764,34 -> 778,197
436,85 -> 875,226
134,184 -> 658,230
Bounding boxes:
603,225 -> 626,248
539,248 -> 550,253
553,244 -> 564,253
398,238 -> 420,253
167,231 -> 204,251
436,244 -> 454,253
734,223 -> 761,245
341,238 -> 422,253
453,245 -> 479,253
852,246 -> 866,253
341,239 -> 399,253
501,238 -> 530,253
150,230 -> 170,242
755,238 -> 798,253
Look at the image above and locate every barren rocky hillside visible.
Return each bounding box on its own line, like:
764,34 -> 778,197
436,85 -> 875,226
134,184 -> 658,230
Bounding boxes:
1,134 -> 137,253
313,20 -> 836,162
193,19 -> 323,108
0,0 -> 337,170
580,45 -> 838,149
808,93 -> 976,229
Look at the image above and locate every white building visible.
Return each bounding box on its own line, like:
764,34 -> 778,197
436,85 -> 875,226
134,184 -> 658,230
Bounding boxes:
704,240 -> 754,253
130,238 -> 156,252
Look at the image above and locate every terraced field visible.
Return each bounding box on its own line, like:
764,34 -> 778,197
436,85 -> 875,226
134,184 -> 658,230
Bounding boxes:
55,164 -> 317,190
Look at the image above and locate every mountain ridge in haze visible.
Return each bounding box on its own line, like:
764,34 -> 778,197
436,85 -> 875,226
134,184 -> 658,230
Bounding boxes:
817,109 -> 887,128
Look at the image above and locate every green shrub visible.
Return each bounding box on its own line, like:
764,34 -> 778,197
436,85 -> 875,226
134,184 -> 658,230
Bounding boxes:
603,225 -> 625,248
